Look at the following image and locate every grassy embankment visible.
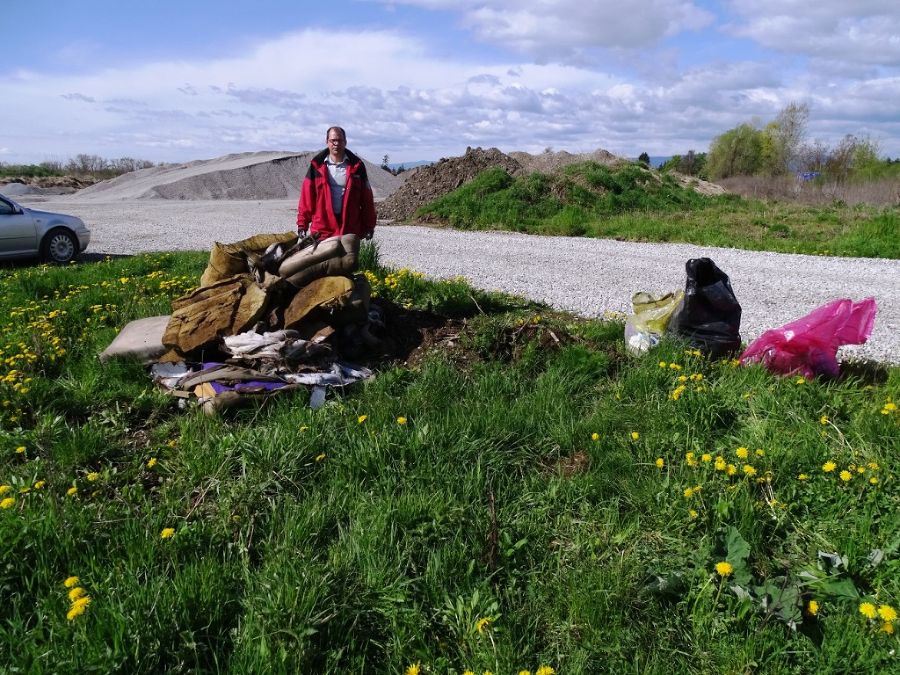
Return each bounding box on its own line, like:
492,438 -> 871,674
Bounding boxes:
417,163 -> 899,259
0,250 -> 898,673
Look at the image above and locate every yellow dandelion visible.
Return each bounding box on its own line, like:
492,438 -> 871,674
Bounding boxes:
686,452 -> 697,466
63,576 -> 79,588
86,472 -> 100,482
860,602 -> 878,620
658,361 -> 667,368
591,432 -> 600,442
15,446 -> 26,454
358,415 -> 367,424
683,487 -> 695,498
536,668 -> 556,675
66,487 -> 78,497
726,464 -> 737,476
807,600 -> 819,616
735,447 -> 749,459
0,485 -> 9,495
701,453 -> 712,463
655,458 -> 664,469
315,453 -> 326,462
878,605 -> 898,622
795,376 -> 806,384
857,466 -> 866,474
33,480 -> 45,489
839,470 -> 852,482
68,587 -> 86,602
743,465 -> 757,477
870,476 -> 879,485
631,431 -> 640,441
820,415 -> 829,425
755,448 -> 765,457
519,671 -> 532,675
146,457 -> 157,468
66,596 -> 91,621
405,663 -> 420,675
868,462 -> 880,471
396,416 -> 408,425
822,461 -> 837,473
882,622 -> 895,634
475,616 -> 492,634
160,527 -> 175,539
299,425 -> 309,432
798,473 -> 809,480
0,497 -> 15,509
715,561 -> 733,577
689,509 -> 698,519
714,457 -> 726,471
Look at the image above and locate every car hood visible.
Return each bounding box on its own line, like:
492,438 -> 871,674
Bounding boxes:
24,206 -> 87,227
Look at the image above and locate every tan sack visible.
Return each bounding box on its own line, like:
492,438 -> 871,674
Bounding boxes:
278,234 -> 360,289
163,275 -> 269,354
283,276 -> 355,329
201,232 -> 297,287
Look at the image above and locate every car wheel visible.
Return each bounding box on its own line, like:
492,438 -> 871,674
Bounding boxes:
40,228 -> 78,264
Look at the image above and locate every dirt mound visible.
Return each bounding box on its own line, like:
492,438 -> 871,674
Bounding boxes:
509,148 -> 622,174
1,175 -> 94,197
69,151 -> 404,202
378,147 -> 522,221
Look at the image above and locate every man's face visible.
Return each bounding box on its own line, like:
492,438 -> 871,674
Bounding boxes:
327,131 -> 346,156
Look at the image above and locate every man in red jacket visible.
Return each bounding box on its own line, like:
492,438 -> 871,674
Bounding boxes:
297,126 -> 376,240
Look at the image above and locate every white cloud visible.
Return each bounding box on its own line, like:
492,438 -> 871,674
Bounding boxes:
377,0 -> 713,58
725,0 -> 900,66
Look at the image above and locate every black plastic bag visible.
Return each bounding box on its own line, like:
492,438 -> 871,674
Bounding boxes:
668,258 -> 741,357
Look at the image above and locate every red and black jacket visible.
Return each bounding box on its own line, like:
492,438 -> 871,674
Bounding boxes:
297,148 -> 376,239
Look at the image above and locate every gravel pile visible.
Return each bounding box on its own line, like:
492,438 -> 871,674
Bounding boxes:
24,197 -> 900,365
67,151 -> 404,201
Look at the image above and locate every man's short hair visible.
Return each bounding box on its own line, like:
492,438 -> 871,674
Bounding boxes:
326,126 -> 346,141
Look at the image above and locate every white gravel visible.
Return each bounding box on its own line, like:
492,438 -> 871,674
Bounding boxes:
23,197 -> 900,365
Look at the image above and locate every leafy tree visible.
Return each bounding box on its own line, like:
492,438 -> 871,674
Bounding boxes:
706,124 -> 764,179
637,152 -> 650,166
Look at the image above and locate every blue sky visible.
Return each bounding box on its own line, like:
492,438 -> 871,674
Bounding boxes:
3,1 -> 898,164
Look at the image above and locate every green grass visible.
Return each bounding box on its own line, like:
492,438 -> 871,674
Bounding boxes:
1,251 -> 898,673
415,163 -> 900,259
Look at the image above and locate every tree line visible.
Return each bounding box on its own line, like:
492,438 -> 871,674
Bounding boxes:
641,103 -> 899,183
0,155 -> 156,180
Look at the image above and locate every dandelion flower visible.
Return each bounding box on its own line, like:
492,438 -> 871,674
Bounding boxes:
689,509 -> 698,519
315,453 -> 326,462
868,462 -> 880,471
66,487 -> 78,497
68,587 -> 86,602
701,453 -> 712,463
820,415 -> 829,425
683,487 -> 695,498
743,465 -> 757,477
15,446 -> 25,454
519,671 -> 532,675
591,432 -> 600,442
860,602 -> 878,620
475,617 -> 492,633
146,457 -> 157,468
66,596 -> 91,621
714,457 -> 727,471
631,431 -> 640,441
160,527 -> 175,539
86,472 -> 100,482
755,448 -> 765,457
0,497 -> 15,509
726,464 -> 737,476
405,663 -> 420,675
685,452 -> 697,466
839,470 -> 852,482
878,605 -> 897,622
658,361 -> 667,368
0,485 -> 9,496
715,561 -> 733,577
34,480 -> 45,489
63,576 -> 79,588
358,415 -> 367,424
736,447 -> 749,459
396,416 -> 407,425
798,473 -> 809,480
536,668 -> 556,675
655,458 -> 664,469
882,622 -> 895,634
870,477 -> 879,485
822,461 -> 837,473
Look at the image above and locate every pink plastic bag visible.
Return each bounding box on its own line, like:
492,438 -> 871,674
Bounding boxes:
739,297 -> 877,378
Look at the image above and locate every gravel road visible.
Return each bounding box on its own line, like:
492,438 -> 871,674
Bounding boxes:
26,197 -> 900,365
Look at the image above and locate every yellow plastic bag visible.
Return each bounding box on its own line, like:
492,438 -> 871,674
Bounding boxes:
624,290 -> 684,354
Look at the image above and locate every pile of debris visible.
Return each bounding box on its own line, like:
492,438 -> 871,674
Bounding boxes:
378,147 -> 523,221
101,232 -> 390,413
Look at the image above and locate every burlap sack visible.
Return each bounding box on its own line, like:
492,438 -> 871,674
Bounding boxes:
200,232 -> 298,287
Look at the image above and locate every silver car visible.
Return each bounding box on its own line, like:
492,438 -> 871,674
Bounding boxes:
0,193 -> 91,263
